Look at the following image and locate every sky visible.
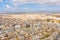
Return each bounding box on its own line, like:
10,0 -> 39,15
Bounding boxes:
0,0 -> 60,13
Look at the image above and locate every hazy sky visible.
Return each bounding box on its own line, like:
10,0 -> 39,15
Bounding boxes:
0,0 -> 60,12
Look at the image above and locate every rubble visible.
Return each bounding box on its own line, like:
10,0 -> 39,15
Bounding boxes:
0,14 -> 60,40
